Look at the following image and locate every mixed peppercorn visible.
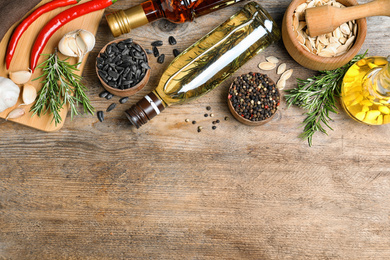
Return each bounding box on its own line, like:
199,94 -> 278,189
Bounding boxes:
229,72 -> 280,122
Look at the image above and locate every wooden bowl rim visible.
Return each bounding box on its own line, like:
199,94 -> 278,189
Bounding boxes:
284,0 -> 367,66
96,38 -> 150,97
227,73 -> 279,126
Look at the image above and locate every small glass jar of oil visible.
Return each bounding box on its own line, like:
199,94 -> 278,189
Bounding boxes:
341,56 -> 390,125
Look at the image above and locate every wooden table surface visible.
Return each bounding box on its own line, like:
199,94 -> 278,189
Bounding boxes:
1,0 -> 390,259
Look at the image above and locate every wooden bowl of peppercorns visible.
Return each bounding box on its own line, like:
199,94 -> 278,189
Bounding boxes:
227,73 -> 280,126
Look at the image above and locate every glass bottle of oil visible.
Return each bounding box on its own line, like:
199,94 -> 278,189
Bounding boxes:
106,0 -> 246,37
341,56 -> 390,125
125,2 -> 280,128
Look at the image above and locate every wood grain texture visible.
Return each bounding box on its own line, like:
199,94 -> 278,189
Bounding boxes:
0,0 -> 105,132
1,0 -> 390,259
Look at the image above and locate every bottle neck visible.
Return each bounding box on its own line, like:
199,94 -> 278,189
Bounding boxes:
125,92 -> 165,128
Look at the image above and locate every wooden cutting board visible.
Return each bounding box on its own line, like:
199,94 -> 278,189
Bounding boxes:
0,0 -> 105,132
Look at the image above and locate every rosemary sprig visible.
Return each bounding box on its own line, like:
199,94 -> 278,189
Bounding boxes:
30,51 -> 94,126
285,51 -> 368,146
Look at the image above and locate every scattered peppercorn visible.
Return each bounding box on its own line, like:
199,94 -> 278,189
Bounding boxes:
229,72 -> 280,122
192,120 -> 196,124
206,106 -> 211,110
204,113 -> 208,117
216,119 -> 220,123
225,116 -> 229,121
212,126 -> 217,130
197,128 -> 201,132
210,113 -> 214,117
185,118 -> 190,122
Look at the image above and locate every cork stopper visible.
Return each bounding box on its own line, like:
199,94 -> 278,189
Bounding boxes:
125,92 -> 165,128
106,5 -> 149,37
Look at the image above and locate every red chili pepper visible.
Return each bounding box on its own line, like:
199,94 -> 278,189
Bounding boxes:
6,0 -> 80,70
30,0 -> 118,71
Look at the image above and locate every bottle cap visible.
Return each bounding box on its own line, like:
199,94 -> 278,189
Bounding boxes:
106,5 -> 149,37
125,92 -> 165,128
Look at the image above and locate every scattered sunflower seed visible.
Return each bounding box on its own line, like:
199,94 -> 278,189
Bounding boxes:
97,111 -> 104,122
168,36 -> 177,45
106,103 -> 117,112
119,97 -> 129,104
153,46 -> 159,57
157,54 -> 165,64
106,93 -> 114,100
99,91 -> 109,98
151,40 -> 163,47
173,49 -> 180,57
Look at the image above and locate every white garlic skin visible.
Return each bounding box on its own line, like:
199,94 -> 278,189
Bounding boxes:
0,77 -> 20,112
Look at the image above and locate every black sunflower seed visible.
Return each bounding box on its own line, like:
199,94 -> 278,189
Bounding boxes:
157,54 -> 165,64
168,36 -> 177,45
173,49 -> 180,57
153,46 -> 159,57
151,40 -> 163,47
119,97 -> 129,104
99,91 -> 109,98
106,93 -> 114,100
106,103 -> 117,112
97,111 -> 104,122
141,62 -> 151,70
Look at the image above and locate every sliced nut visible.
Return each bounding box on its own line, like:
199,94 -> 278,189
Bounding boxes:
277,79 -> 286,90
266,56 -> 279,64
277,63 -> 287,74
258,62 -> 276,71
280,69 -> 293,81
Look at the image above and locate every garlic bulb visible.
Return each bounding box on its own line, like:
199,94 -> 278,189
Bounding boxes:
9,69 -> 32,84
0,77 -> 20,112
58,29 -> 96,67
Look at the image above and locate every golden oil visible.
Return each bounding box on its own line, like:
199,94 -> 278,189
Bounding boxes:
341,56 -> 390,125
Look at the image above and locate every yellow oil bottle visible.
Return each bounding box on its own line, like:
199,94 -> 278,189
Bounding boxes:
341,56 -> 390,125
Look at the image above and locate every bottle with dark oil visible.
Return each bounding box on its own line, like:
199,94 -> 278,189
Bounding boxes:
106,0 -> 246,37
125,2 -> 280,128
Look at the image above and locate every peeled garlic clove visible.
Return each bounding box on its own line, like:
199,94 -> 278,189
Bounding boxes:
78,29 -> 95,52
9,69 -> 32,85
6,108 -> 25,120
21,83 -> 37,106
59,36 -> 78,57
68,37 -> 80,57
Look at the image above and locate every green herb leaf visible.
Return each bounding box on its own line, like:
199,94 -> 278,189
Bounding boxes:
285,50 -> 368,146
30,51 -> 94,126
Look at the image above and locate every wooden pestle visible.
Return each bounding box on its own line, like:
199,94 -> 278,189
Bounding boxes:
306,0 -> 390,37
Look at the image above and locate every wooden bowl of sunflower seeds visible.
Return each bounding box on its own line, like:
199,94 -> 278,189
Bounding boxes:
96,38 -> 151,97
227,73 -> 280,126
282,0 -> 367,71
